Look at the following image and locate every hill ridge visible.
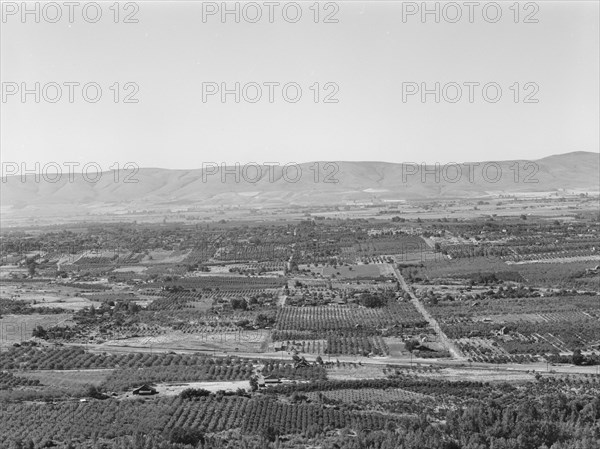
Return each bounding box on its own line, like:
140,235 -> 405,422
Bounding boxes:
1,152 -> 598,210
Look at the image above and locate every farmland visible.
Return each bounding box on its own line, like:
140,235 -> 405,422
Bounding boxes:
0,209 -> 599,448
19,369 -> 112,390
274,303 -> 426,334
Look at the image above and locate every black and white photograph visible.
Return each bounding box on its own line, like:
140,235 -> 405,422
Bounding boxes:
1,1 -> 599,448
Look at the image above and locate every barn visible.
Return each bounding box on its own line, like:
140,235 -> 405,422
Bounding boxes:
132,384 -> 158,395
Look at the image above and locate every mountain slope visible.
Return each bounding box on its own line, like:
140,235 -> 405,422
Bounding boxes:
1,152 -> 598,209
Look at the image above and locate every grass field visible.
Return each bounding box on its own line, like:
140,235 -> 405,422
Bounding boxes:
414,367 -> 534,383
418,257 -> 518,279
20,369 -> 113,389
305,263 -> 392,279
384,337 -> 408,357
113,266 -> 147,273
1,282 -> 102,311
514,261 -> 600,289
30,297 -> 101,311
326,364 -> 387,380
103,330 -> 269,353
148,380 -> 251,397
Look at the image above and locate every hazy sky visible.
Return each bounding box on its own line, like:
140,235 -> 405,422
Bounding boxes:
1,1 -> 599,169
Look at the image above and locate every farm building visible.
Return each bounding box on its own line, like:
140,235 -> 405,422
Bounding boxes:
259,374 -> 281,387
294,359 -> 311,369
132,384 -> 158,395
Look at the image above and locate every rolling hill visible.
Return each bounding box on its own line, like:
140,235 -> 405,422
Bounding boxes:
1,152 -> 598,212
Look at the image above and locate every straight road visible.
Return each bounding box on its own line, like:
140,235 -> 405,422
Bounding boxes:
71,342 -> 600,375
389,264 -> 466,360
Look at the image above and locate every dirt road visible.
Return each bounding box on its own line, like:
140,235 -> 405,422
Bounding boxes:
71,342 -> 600,376
389,264 -> 465,360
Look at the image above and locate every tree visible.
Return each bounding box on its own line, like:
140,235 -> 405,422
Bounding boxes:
572,349 -> 585,366
290,392 -> 307,403
32,325 -> 47,339
86,384 -> 104,399
261,426 -> 278,443
404,339 -> 419,352
249,376 -> 259,391
128,302 -> 141,313
255,313 -> 274,328
359,292 -> 386,308
236,319 -> 251,328
169,427 -> 205,446
180,388 -> 210,399
231,298 -> 247,310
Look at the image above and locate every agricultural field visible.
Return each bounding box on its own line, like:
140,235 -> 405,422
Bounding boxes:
0,313 -> 73,348
102,363 -> 254,392
326,363 -> 387,380
0,282 -> 102,310
402,256 -> 521,281
148,380 -> 251,397
304,387 -> 431,404
514,260 -> 600,290
225,261 -> 287,275
272,297 -> 432,357
390,366 -> 535,383
301,263 -> 393,280
270,335 -> 391,357
415,277 -> 600,362
270,339 -> 328,355
140,249 -> 192,265
0,214 -> 599,448
275,303 -> 426,334
0,371 -> 42,389
102,329 -> 269,353
20,369 -> 113,389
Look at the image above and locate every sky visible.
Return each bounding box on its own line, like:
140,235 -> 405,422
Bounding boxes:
1,0 -> 599,170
